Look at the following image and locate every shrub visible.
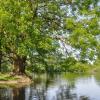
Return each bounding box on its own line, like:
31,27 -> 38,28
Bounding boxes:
69,62 -> 89,73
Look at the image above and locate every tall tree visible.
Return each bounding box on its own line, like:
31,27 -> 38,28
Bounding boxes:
0,0 -> 63,74
0,0 -> 100,74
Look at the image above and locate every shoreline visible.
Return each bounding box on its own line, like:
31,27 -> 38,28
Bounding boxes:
0,74 -> 32,87
0,67 -> 100,86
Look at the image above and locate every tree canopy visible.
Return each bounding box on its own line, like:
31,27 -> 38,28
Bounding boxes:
0,0 -> 100,74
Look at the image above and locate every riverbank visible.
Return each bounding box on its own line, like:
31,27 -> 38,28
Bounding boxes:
90,67 -> 100,75
88,62 -> 100,74
0,71 -> 100,100
0,64 -> 100,86
0,73 -> 32,87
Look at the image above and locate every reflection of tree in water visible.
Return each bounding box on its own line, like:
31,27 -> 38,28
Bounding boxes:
28,73 -> 56,100
0,74 -> 55,100
56,85 -> 90,100
12,87 -> 25,100
57,85 -> 77,100
0,74 -> 91,100
0,88 -> 12,100
0,87 -> 25,100
28,74 -> 90,100
94,72 -> 100,86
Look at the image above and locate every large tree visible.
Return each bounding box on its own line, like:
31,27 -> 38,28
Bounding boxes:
0,0 -> 100,74
0,0 -> 63,74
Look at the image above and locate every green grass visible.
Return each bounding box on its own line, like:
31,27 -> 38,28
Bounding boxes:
0,73 -> 32,88
0,73 -> 19,81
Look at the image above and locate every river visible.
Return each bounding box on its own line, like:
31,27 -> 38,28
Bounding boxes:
0,73 -> 100,100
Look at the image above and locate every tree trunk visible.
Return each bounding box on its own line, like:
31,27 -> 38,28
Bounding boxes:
13,55 -> 26,75
0,51 -> 2,72
13,87 -> 25,100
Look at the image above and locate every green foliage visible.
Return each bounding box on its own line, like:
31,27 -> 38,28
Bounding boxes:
0,0 -> 100,73
0,0 -> 62,72
61,57 -> 89,73
68,17 -> 99,61
61,57 -> 77,71
68,62 -> 89,73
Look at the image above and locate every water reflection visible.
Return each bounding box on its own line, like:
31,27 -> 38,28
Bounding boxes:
0,73 -> 100,100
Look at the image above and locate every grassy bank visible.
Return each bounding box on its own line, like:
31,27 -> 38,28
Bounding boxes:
87,60 -> 100,74
0,73 -> 19,81
0,61 -> 100,86
0,73 -> 32,86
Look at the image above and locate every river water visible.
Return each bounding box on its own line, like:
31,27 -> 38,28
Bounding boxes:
0,73 -> 100,100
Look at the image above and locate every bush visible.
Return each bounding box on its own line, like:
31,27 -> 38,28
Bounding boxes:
69,62 -> 89,73
61,57 -> 77,71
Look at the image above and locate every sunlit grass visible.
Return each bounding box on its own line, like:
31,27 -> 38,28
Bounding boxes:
0,73 -> 19,81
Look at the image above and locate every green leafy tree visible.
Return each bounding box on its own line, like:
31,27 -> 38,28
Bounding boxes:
0,0 -> 100,74
64,0 -> 100,62
0,0 -> 63,74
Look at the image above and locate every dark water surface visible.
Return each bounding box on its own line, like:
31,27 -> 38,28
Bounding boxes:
0,73 -> 100,100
